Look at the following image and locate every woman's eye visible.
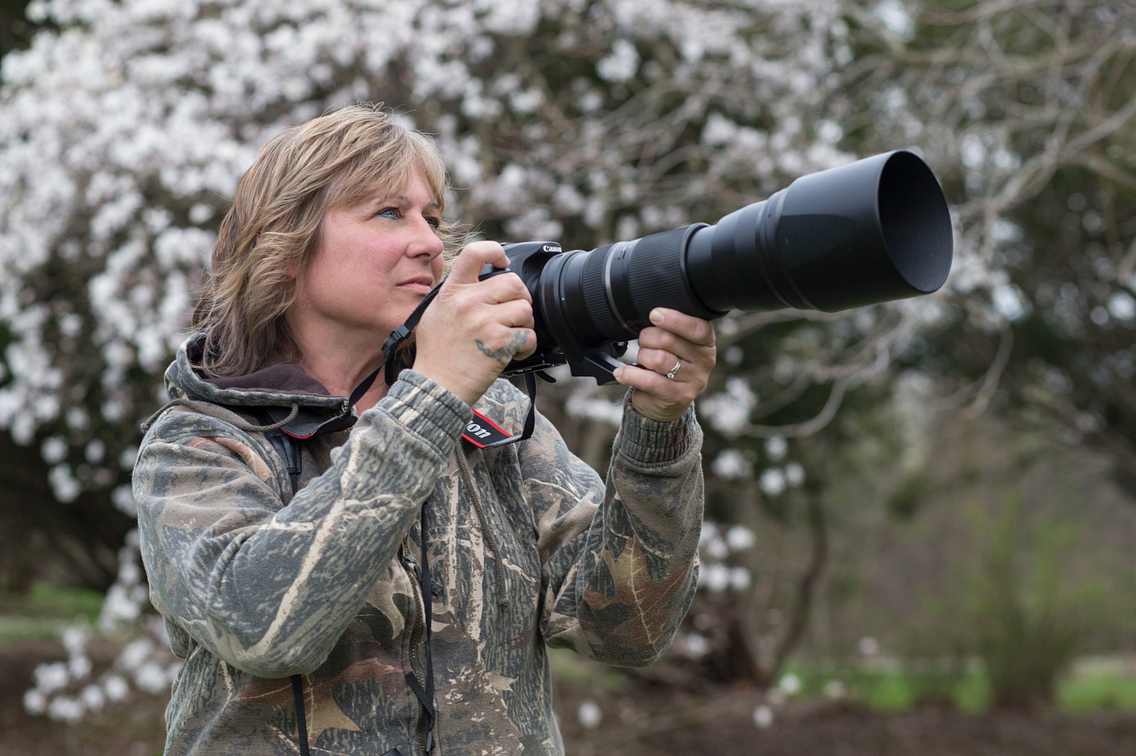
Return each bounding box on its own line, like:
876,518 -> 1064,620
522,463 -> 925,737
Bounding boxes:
376,207 -> 400,220
426,216 -> 441,229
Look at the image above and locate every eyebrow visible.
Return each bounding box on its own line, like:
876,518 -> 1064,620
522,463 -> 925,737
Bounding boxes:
391,194 -> 441,213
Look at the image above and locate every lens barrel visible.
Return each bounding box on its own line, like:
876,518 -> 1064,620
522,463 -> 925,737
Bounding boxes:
686,149 -> 953,314
544,150 -> 952,348
496,150 -> 953,382
552,225 -> 719,346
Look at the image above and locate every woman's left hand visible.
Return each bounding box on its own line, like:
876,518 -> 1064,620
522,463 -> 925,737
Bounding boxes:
614,308 -> 717,423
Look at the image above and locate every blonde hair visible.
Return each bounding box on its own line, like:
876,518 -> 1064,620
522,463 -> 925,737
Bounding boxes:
191,103 -> 457,378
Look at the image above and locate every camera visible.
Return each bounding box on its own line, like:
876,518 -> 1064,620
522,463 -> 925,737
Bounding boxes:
482,150 -> 953,384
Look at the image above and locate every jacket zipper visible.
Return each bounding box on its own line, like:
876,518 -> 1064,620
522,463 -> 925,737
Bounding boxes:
401,546 -> 431,753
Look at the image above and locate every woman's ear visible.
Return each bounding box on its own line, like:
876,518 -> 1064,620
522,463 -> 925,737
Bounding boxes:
270,236 -> 300,280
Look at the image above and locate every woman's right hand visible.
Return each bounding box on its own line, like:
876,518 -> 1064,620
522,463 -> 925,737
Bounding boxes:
412,241 -> 537,407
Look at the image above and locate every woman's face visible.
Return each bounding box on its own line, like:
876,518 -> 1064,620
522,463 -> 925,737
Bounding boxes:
292,166 -> 446,347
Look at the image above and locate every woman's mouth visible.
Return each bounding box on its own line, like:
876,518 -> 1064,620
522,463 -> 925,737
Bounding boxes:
399,278 -> 435,295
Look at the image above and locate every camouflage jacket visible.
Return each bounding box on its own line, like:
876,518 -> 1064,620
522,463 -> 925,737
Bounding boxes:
134,336 -> 704,756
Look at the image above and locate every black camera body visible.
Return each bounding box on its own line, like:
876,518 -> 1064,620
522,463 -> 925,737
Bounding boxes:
481,150 -> 954,385
481,239 -> 638,382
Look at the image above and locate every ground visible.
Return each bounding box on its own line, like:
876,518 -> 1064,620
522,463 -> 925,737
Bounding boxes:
3,640 -> 1135,756
557,684 -> 1136,756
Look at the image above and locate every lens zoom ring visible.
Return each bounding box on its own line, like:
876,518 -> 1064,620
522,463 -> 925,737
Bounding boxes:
581,246 -> 623,340
627,227 -> 700,323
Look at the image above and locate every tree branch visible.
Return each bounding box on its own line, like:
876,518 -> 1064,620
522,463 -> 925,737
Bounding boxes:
771,484 -> 828,675
743,379 -> 849,439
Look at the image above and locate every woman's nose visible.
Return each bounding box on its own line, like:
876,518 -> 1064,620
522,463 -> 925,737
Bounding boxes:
410,217 -> 445,259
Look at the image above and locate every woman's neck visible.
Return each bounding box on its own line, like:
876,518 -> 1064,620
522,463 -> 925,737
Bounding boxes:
291,333 -> 390,413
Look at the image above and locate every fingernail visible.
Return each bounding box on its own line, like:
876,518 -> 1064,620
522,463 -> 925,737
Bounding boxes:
650,309 -> 665,324
614,367 -> 625,381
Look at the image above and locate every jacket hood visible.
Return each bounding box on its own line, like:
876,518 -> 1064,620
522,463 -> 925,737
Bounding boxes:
164,334 -> 348,415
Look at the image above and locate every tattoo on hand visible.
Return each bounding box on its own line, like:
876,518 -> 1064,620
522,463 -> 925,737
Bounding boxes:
476,331 -> 530,361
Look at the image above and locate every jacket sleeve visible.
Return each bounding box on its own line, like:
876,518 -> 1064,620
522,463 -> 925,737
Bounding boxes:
526,390 -> 703,667
133,371 -> 470,678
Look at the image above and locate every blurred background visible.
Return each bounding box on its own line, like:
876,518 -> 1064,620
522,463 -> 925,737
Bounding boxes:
1,0 -> 1135,753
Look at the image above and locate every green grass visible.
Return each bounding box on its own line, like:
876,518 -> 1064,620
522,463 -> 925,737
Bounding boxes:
839,667 -> 989,712
3,586 -> 1135,715
0,582 -> 104,641
549,647 -> 631,691
782,659 -> 1136,713
1059,659 -> 1136,711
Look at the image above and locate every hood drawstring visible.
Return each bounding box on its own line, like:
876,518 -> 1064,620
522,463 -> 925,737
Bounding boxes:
140,398 -> 299,435
456,450 -> 510,613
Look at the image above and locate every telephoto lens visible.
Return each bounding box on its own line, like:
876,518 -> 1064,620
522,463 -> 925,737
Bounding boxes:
563,150 -> 952,343
494,150 -> 953,382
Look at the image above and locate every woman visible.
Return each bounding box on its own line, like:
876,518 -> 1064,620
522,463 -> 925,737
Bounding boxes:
134,104 -> 716,756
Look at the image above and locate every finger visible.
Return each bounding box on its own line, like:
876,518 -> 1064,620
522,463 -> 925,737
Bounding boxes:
511,327 -> 538,361
615,363 -> 698,408
637,347 -> 685,379
476,326 -> 537,363
646,308 -> 715,347
637,328 -> 697,362
614,363 -> 673,396
637,326 -> 717,369
478,270 -> 533,305
447,241 -> 509,284
495,298 -> 535,329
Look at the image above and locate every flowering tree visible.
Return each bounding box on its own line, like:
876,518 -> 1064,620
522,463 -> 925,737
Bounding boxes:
665,0 -> 1136,691
8,0 -> 1131,717
0,0 -> 896,582
901,2 -> 1136,486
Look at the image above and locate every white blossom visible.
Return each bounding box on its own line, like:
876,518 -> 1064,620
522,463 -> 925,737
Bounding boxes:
760,468 -> 787,497
784,461 -> 805,488
116,638 -> 155,672
596,38 -> 639,83
680,632 -> 710,659
725,525 -> 755,552
1108,291 -> 1136,321
777,672 -> 801,695
699,378 -> 757,437
23,689 -> 47,715
699,523 -> 729,562
47,695 -> 85,723
712,448 -> 751,480
84,439 -> 106,464
764,436 -> 787,461
103,675 -> 129,702
41,436 -> 68,463
992,283 -> 1029,321
729,566 -> 751,591
112,485 -> 138,515
67,654 -> 92,680
698,562 -> 732,593
134,661 -> 171,693
753,704 -> 774,728
80,684 -> 106,712
871,0 -> 914,41
858,636 -> 880,656
576,698 -> 603,729
33,662 -> 69,695
824,679 -> 847,699
563,392 -> 624,427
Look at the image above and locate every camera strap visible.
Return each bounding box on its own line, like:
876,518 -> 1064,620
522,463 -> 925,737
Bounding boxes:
280,278 -> 540,448
258,411 -> 434,754
462,371 -> 537,449
255,278 -> 541,754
